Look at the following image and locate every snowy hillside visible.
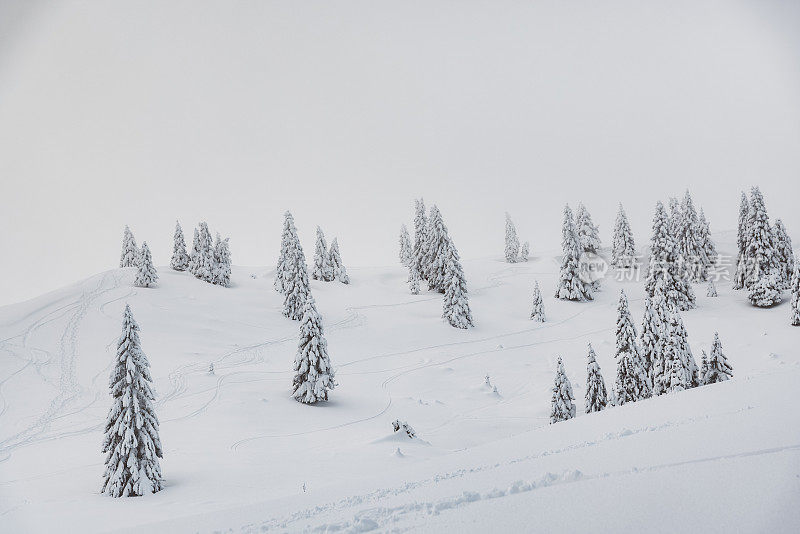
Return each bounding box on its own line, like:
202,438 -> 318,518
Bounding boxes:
1,232 -> 798,533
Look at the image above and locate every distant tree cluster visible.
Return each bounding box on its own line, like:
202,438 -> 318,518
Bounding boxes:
185,221 -> 232,287
504,213 -> 530,263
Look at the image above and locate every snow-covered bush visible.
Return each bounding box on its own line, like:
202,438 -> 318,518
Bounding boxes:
392,420 -> 416,439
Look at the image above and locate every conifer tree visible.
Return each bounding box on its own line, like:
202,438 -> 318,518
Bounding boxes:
292,295 -> 336,404
555,205 -> 593,301
639,295 -> 660,380
134,242 -> 158,288
312,226 -> 334,282
195,222 -> 215,283
120,225 -> 139,268
611,204 -> 636,268
585,343 -> 608,414
408,263 -> 421,295
170,221 -> 190,271
399,224 -> 412,267
442,240 -> 474,329
101,304 -> 163,497
699,350 -> 709,386
576,203 -> 601,255
550,356 -> 576,423
530,281 -> 545,322
328,238 -> 350,284
773,219 -> 794,289
676,190 -> 706,281
744,187 -> 777,292
520,242 -> 530,262
748,270 -> 782,307
188,227 -> 201,276
424,205 -> 452,292
505,212 -> 520,263
698,207 -> 718,266
706,278 -> 718,297
649,279 -> 671,395
283,224 -> 311,320
789,263 -> 800,326
705,332 -> 732,384
733,193 -> 750,290
275,211 -> 298,294
644,201 -> 695,310
661,305 -> 699,392
614,290 -> 651,404
412,199 -> 429,281
212,235 -> 232,287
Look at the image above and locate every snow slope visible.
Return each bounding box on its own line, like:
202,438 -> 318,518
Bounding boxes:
1,239 -> 798,532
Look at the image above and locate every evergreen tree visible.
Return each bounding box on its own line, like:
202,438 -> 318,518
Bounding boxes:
699,350 -> 709,385
649,279 -> 671,395
312,226 -> 334,281
530,281 -> 545,322
101,304 -> 163,497
744,187 -> 777,291
789,263 -> 800,326
705,332 -> 732,384
644,201 -> 695,310
706,278 -> 718,297
520,241 -> 530,262
773,219 -> 794,289
614,290 -> 651,404
733,192 -> 750,290
399,224 -> 412,267
408,263 -> 421,295
640,295 -> 660,380
283,223 -> 311,320
442,240 -> 474,329
505,212 -> 520,263
195,222 -> 215,283
212,235 -> 232,287
170,221 -> 190,271
676,190 -> 706,281
661,305 -> 699,392
424,205 -> 452,292
412,198 -> 429,281
555,205 -> 593,301
292,295 -> 336,404
120,225 -> 139,268
550,356 -> 576,423
275,211 -> 298,294
576,203 -> 601,255
188,227 -> 200,276
748,269 -> 782,307
328,238 -> 350,284
611,204 -> 636,268
698,207 -> 718,266
585,343 -> 608,414
134,242 -> 158,288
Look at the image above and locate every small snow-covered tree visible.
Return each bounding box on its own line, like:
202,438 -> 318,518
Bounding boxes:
585,343 -> 608,414
328,238 -> 350,284
312,226 -> 334,282
505,212 -> 520,263
706,278 -> 717,297
412,199 -> 429,281
612,204 -> 636,268
530,281 -> 545,322
442,240 -> 473,329
188,227 -> 200,276
275,211 -> 297,294
134,242 -> 158,288
550,356 -> 576,423
699,350 -> 709,386
292,295 -> 336,404
614,290 -> 651,404
195,222 -> 215,283
170,221 -> 190,271
101,304 -> 163,497
748,269 -> 782,307
212,235 -> 232,287
733,192 -> 750,290
555,205 -> 593,301
576,203 -> 601,255
791,263 -> 800,326
705,332 -> 732,384
773,219 -> 794,289
520,241 -> 530,262
640,295 -> 661,380
424,205 -> 452,292
120,225 -> 139,268
283,224 -> 311,320
399,224 -> 412,267
408,263 -> 421,295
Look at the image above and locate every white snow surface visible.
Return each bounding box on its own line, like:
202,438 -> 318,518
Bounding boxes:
1,238 -> 799,533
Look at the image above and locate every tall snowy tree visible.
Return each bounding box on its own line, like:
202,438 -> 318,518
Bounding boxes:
408,262 -> 421,295
698,207 -> 718,266
134,242 -> 158,288
212,235 -> 232,287
614,290 -> 651,404
649,279 -> 671,395
424,205 -> 452,292
639,295 -> 660,380
328,238 -> 350,284
101,304 -> 163,497
412,199 -> 429,282
704,332 -> 732,384
530,281 -> 545,322
170,221 -> 190,271
611,204 -> 636,268
789,263 -> 800,326
744,187 -> 777,292
120,225 -> 139,268
576,203 -> 601,255
504,212 -> 520,263
292,295 -> 336,404
644,201 -> 695,311
442,240 -> 474,329
773,219 -> 794,290
399,224 -> 413,267
585,343 -> 608,414
275,211 -> 298,294
733,192 -> 750,290
188,227 -> 200,277
660,305 -> 699,392
676,190 -> 706,281
312,226 -> 334,282
194,222 -> 215,283
555,205 -> 593,302
282,222 -> 311,320
550,356 -> 576,423
699,351 -> 709,386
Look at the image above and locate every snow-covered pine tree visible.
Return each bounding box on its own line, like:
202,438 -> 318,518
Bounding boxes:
530,281 -> 545,322
292,295 -> 336,404
644,201 -> 695,311
705,332 -> 732,384
424,205 -> 452,292
744,187 -> 777,292
442,239 -> 474,329
585,343 -> 608,414
550,356 -> 576,423
120,225 -> 139,268
640,295 -> 660,380
408,263 -> 421,295
195,222 -> 215,283
283,224 -> 311,320
412,199 -> 429,281
791,263 -> 800,326
676,191 -> 706,281
614,290 -> 651,404
312,226 -> 334,282
170,221 -> 190,271
706,278 -> 718,297
188,227 -> 200,276
399,224 -> 412,267
660,307 -> 688,393
698,207 -> 718,266
733,192 -> 750,290
101,304 -> 163,497
520,241 -> 530,262
134,242 -> 158,288
504,212 -> 520,263
212,235 -> 232,287
773,219 -> 794,290
328,238 -> 350,284
611,204 -> 636,268
699,350 -> 709,385
555,204 -> 593,301
748,269 -> 782,307
649,278 -> 671,395
275,211 -> 297,294
576,203 -> 601,255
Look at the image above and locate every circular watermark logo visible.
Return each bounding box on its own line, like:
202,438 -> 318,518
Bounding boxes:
578,252 -> 608,284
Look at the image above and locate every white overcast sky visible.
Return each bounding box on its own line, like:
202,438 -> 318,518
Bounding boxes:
0,0 -> 799,305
